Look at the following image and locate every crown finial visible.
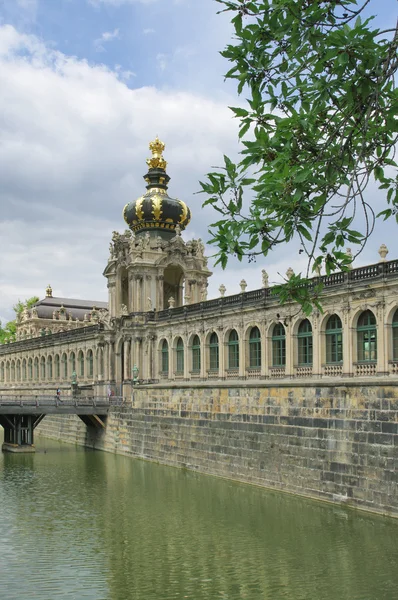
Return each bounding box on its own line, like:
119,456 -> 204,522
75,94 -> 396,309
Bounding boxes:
46,284 -> 53,298
146,136 -> 167,170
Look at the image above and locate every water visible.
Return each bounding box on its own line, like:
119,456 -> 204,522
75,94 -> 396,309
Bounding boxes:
0,436 -> 397,600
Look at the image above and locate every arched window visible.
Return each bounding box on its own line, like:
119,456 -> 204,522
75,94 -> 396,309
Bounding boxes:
47,356 -> 53,380
87,350 -> 93,378
22,359 -> 26,381
393,310 -> 398,361
40,356 -> 46,379
70,352 -> 76,375
326,314 -> 343,363
0,362 -> 4,382
298,320 -> 313,366
16,360 -> 21,381
61,353 -> 68,379
161,340 -> 169,374
272,323 -> 286,367
28,358 -> 33,380
249,326 -> 261,368
192,335 -> 201,372
357,310 -> 377,362
176,338 -> 184,375
10,361 -> 15,381
6,362 -> 10,382
228,330 -> 239,369
54,355 -> 60,379
209,332 -> 219,371
34,357 -> 39,380
78,350 -> 84,377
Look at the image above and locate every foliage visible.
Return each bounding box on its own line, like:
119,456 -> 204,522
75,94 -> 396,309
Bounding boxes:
0,297 -> 39,344
201,0 -> 398,313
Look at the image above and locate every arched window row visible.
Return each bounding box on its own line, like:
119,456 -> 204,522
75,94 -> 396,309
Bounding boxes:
0,348 -> 96,383
156,310 -> 398,380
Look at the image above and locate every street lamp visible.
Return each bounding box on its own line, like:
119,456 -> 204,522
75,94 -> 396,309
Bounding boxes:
132,364 -> 139,385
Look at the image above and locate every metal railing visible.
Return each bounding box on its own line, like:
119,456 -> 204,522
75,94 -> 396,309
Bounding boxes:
0,395 -> 123,408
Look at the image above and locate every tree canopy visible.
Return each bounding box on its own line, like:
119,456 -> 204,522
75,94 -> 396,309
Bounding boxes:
0,297 -> 39,344
201,0 -> 398,313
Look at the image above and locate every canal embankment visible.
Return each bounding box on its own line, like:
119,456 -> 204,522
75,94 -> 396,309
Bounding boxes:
36,381 -> 398,517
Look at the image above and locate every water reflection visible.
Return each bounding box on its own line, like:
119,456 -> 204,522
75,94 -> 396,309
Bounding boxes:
0,434 -> 397,600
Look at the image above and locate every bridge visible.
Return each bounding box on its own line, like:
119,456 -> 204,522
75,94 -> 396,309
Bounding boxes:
0,395 -> 120,452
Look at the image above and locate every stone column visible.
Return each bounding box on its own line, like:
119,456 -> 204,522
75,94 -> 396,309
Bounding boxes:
312,312 -> 321,376
342,305 -> 352,376
200,333 -> 206,379
285,324 -> 293,376
219,330 -> 225,378
123,338 -> 130,381
128,273 -> 135,313
133,337 -> 141,378
376,301 -> 387,374
134,275 -> 142,312
156,275 -> 164,311
107,280 -> 116,318
239,328 -> 246,378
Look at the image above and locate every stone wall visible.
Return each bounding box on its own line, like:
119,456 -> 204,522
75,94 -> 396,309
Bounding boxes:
36,381 -> 398,517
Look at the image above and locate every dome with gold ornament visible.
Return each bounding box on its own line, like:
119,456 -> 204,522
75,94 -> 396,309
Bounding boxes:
123,137 -> 191,238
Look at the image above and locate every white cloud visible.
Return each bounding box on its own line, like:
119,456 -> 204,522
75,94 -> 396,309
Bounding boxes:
143,28 -> 155,35
94,28 -> 120,52
0,24 -> 240,319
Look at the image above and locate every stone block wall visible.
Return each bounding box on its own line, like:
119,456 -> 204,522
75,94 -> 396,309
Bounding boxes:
36,381 -> 398,517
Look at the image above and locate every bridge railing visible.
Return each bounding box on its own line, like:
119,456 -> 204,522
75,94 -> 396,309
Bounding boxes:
0,395 -> 123,408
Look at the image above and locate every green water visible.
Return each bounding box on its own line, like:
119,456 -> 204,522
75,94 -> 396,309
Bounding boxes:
0,436 -> 397,600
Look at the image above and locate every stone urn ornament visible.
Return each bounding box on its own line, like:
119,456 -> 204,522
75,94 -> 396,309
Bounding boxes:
378,244 -> 389,262
286,267 -> 294,280
219,284 -> 226,298
240,279 -> 247,293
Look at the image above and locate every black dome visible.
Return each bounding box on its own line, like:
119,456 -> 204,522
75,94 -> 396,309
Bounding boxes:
123,138 -> 191,235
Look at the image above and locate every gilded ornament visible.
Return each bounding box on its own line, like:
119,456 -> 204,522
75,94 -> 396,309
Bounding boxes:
122,203 -> 129,224
178,200 -> 189,225
135,196 -> 145,221
146,136 -> 167,170
152,195 -> 163,222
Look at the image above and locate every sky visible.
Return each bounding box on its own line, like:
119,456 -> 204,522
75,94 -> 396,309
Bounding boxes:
0,0 -> 396,324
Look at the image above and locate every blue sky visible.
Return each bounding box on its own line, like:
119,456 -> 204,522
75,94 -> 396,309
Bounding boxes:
0,0 -> 396,322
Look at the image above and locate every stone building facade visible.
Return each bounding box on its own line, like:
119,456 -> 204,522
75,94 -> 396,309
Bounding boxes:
1,138 -> 398,395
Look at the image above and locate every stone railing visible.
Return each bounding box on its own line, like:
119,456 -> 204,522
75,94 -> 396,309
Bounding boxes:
150,259 -> 398,322
323,364 -> 343,377
226,369 -> 239,379
0,325 -> 103,355
354,362 -> 377,377
295,366 -> 313,378
270,367 -> 286,379
246,368 -> 261,379
389,361 -> 398,375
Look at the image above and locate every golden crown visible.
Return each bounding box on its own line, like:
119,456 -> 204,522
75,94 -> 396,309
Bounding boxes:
146,136 -> 167,170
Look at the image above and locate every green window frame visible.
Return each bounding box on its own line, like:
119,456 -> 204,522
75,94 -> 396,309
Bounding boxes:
176,338 -> 184,374
87,350 -> 93,377
272,323 -> 286,367
393,310 -> 398,361
62,354 -> 67,379
249,326 -> 261,368
34,358 -> 39,380
209,332 -> 219,371
357,310 -> 377,362
70,352 -> 76,374
192,335 -> 201,372
228,330 -> 239,369
161,340 -> 169,374
47,356 -> 53,380
55,355 -> 60,379
326,314 -> 343,364
298,319 -> 313,366
78,351 -> 84,377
